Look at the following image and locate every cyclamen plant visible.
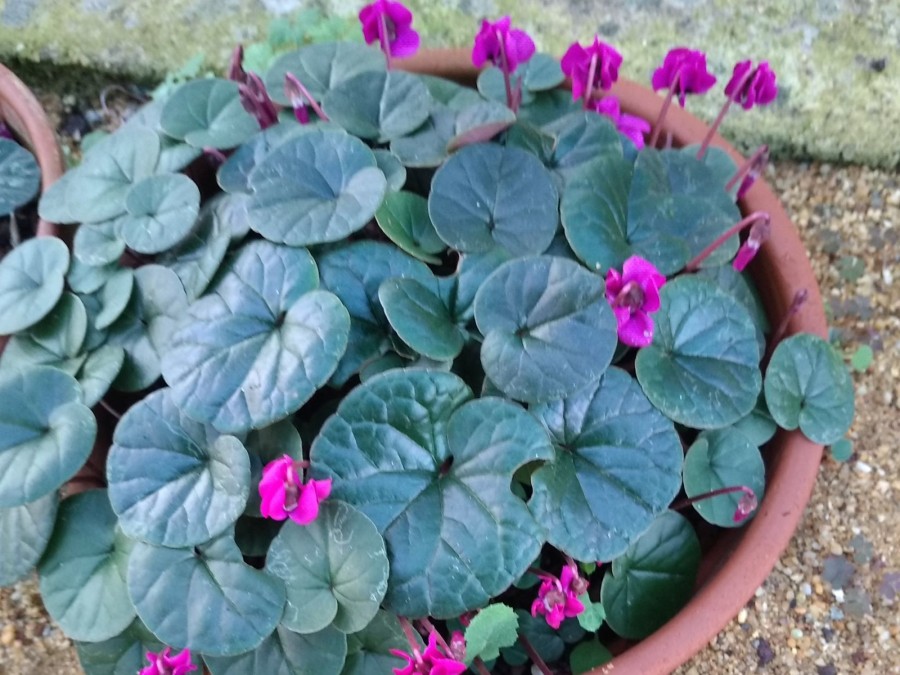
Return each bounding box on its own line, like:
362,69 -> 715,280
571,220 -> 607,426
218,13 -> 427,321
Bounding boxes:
0,3 -> 855,675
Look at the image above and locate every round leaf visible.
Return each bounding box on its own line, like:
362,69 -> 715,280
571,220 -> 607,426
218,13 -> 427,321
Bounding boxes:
600,511 -> 701,640
127,533 -> 286,656
75,619 -> 164,675
683,428 -> 766,528
265,501 -> 389,634
342,610 -> 410,675
162,240 -> 350,433
764,333 -> 855,444
108,388 -> 251,547
0,367 -> 96,507
78,345 -> 126,407
0,236 -> 69,334
94,269 -> 134,331
121,174 -> 201,254
464,603 -> 519,663
375,191 -> 445,264
373,149 -> 406,192
38,490 -> 136,642
217,122 -> 308,195
474,256 -> 617,403
311,370 -> 554,618
323,71 -> 431,142
636,275 -> 762,429
389,107 -> 455,168
428,144 -> 558,256
204,625 -> 347,675
530,368 -> 684,561
379,277 -> 464,361
543,112 -> 623,182
160,78 -> 259,149
246,129 -> 387,246
0,492 -> 58,586
0,292 -> 87,375
74,219 -> 126,267
0,137 -> 40,214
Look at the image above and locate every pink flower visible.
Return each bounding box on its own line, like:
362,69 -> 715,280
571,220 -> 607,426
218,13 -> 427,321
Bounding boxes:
471,16 -> 535,73
651,47 -> 717,106
359,0 -> 420,59
530,565 -> 587,630
284,73 -> 311,124
561,37 -> 622,102
139,647 -> 196,675
228,44 -> 247,85
259,455 -> 332,525
733,486 -> 759,523
605,256 -> 667,348
724,60 -> 778,110
390,631 -> 466,675
593,96 -> 651,149
732,218 -> 771,272
238,72 -> 279,129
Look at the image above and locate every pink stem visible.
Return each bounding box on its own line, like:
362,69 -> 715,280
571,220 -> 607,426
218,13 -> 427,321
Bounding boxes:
378,13 -> 393,70
648,68 -> 681,148
725,143 -> 768,193
763,289 -> 809,366
417,617 -> 451,654
496,29 -> 515,111
697,67 -> 754,159
473,657 -> 492,675
98,398 -> 122,420
671,484 -> 751,511
583,53 -> 598,109
287,75 -> 330,122
397,617 -> 423,663
684,211 -> 770,272
519,633 -> 553,675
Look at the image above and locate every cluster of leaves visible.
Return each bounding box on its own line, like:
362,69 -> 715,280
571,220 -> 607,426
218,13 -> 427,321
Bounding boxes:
0,40 -> 855,675
0,134 -> 41,216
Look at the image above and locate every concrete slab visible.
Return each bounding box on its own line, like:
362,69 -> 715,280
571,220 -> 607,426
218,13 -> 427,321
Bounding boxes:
0,0 -> 897,166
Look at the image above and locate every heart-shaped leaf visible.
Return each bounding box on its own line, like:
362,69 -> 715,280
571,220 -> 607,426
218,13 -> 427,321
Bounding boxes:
67,258 -> 116,296
474,256 -> 617,403
311,370 -> 554,618
0,137 -> 40,214
246,129 -> 387,246
0,236 -> 69,334
341,610 -> 411,675
373,149 -> 406,192
204,624 -> 347,675
108,388 -> 251,547
73,218 -> 126,267
316,241 -> 431,386
600,511 -> 701,640
375,191 -> 445,264
428,144 -> 558,256
477,55 -> 564,104
569,640 -> 613,673
464,603 -> 519,663
0,367 -> 96,508
244,419 -> 303,518
217,122 -> 308,194
0,492 -> 58,586
264,42 -> 385,105
683,428 -> 766,527
518,89 -> 582,127
764,333 -> 855,445
696,264 -> 769,358
447,101 -> 516,151
39,490 -> 136,642
0,292 -> 86,375
444,248 -> 511,325
529,368 -> 683,561
265,501 -> 389,634
106,97 -> 202,173
160,78 -> 259,149
94,269 -> 134,331
128,532 -> 286,656
78,345 -> 126,407
543,112 -> 623,182
389,107 -> 456,168
121,173 -> 200,254
75,619 -> 164,675
636,275 -> 761,429
162,240 -> 350,433
379,277 -> 465,361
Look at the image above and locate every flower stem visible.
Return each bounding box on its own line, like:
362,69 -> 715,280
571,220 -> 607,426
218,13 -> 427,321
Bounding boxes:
684,211 -> 770,272
378,13 -> 393,70
286,74 -> 330,122
98,398 -> 122,420
697,67 -> 754,160
519,633 -> 553,675
417,617 -> 451,653
671,484 -> 751,511
648,67 -> 681,148
473,657 -> 492,675
725,144 -> 769,197
583,53 -> 598,109
763,289 -> 809,366
397,616 -> 422,661
496,29 -> 515,112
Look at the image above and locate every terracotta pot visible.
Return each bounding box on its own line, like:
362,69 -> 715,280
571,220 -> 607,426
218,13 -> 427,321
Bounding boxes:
399,50 -> 827,675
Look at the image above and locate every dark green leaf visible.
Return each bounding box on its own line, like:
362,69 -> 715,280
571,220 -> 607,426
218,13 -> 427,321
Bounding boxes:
0,236 -> 69,334
636,276 -> 762,428
476,55 -> 563,102
38,490 -> 136,642
375,191 -> 445,264
379,277 -> 465,361
445,248 -> 511,325
389,107 -> 456,168
75,619 -> 165,675
217,122 -> 308,194
764,333 -> 855,445
500,610 -> 565,665
530,368 -> 683,561
0,492 -> 57,586
0,367 -> 96,507
94,269 -> 134,331
464,603 -> 519,663
121,173 -> 200,254
519,89 -> 582,127
205,625 -> 347,675
543,112 -> 623,181
428,144 -> 558,256
162,240 -> 349,433
600,511 -> 701,640
731,394 -> 777,446
128,532 -> 285,656
474,256 -> 617,403
311,370 -> 553,618
447,101 -> 516,150
569,640 -> 613,674
341,610 -> 410,675
0,137 -> 39,214
160,78 -> 259,149
67,258 -> 116,296
696,264 -> 769,358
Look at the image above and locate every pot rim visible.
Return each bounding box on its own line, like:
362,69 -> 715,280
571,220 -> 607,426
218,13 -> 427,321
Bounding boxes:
399,48 -> 826,675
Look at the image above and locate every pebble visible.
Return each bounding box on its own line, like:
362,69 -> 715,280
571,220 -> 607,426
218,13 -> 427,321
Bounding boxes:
0,623 -> 14,646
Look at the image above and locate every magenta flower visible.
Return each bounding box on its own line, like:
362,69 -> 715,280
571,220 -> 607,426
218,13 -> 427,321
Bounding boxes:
651,47 -> 717,106
531,564 -> 587,629
259,455 -> 332,525
733,486 -> 759,523
732,218 -> 771,272
238,72 -> 279,129
561,37 -> 622,102
359,0 -> 420,60
390,630 -> 466,675
605,256 -> 666,348
227,44 -> 247,85
593,96 -> 651,150
139,647 -> 196,675
724,60 -> 778,110
471,16 -> 535,73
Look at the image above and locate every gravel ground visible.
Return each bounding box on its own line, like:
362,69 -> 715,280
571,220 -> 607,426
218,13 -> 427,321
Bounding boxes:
1,159 -> 897,675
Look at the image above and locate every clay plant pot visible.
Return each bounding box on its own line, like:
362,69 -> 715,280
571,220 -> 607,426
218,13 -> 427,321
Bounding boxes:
400,50 -> 827,675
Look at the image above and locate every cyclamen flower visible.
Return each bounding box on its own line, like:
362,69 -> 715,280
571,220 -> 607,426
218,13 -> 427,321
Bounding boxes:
594,96 -> 651,150
725,60 -> 778,110
359,0 -> 420,60
259,455 -> 332,525
139,647 -> 196,675
390,630 -> 466,675
732,218 -> 771,272
561,37 -> 622,102
531,565 -> 587,630
238,72 -> 279,129
733,486 -> 759,523
651,47 -> 717,106
605,256 -> 666,348
471,16 -> 535,73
